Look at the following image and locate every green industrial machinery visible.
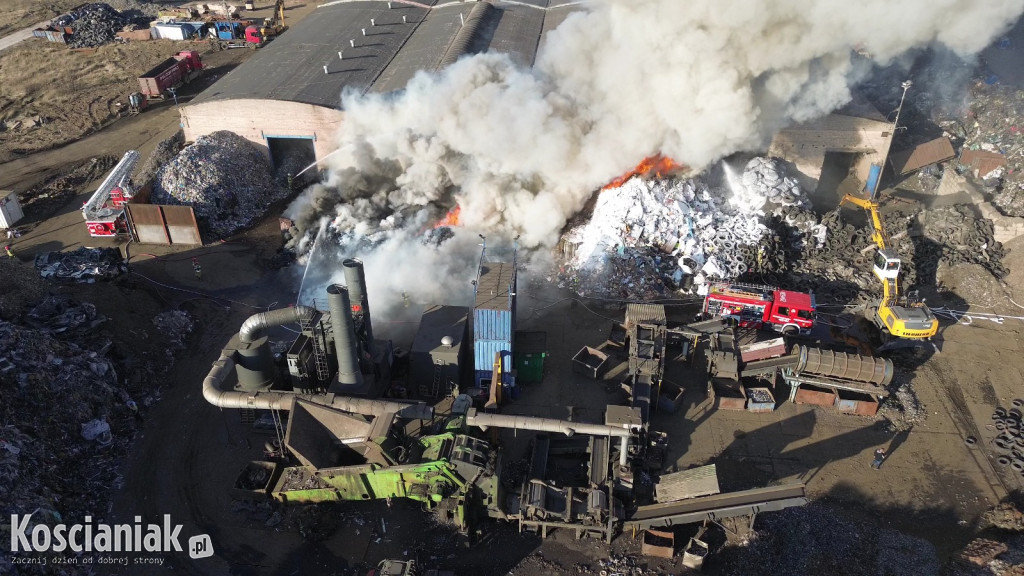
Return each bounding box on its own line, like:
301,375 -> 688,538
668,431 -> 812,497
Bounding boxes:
236,399 -> 504,534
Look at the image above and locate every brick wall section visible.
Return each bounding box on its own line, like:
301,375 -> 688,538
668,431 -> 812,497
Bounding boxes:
769,114 -> 892,192
179,99 -> 345,164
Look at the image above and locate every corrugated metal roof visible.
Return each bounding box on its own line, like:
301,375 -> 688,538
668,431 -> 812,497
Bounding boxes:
475,262 -> 515,311
410,304 -> 469,354
960,149 -> 1007,177
888,137 -> 955,175
626,304 -> 666,327
371,3 -> 476,94
188,0 -> 583,109
655,464 -> 721,503
190,2 -> 426,108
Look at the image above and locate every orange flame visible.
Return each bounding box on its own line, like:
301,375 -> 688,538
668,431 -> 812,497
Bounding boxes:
602,155 -> 684,190
434,205 -> 461,228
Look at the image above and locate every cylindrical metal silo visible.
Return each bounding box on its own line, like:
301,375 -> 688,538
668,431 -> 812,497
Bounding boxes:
343,258 -> 374,353
794,345 -> 893,386
327,284 -> 363,388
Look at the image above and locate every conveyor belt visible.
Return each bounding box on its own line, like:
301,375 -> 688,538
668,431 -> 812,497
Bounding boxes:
588,436 -> 609,487
741,354 -> 800,377
625,484 -> 807,531
671,318 -> 729,338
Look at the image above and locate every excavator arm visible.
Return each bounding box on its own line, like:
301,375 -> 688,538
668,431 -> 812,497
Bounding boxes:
840,193 -> 937,341
840,193 -> 888,251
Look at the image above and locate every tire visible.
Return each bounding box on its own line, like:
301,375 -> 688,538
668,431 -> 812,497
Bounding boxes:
998,456 -> 1012,466
965,436 -> 977,446
1012,398 -> 1023,408
1012,460 -> 1024,472
997,421 -> 1006,430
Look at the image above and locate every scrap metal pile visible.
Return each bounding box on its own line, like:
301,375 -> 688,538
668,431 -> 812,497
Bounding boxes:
559,157 -> 816,299
952,81 -> 1024,215
153,131 -> 290,239
722,502 -> 940,576
558,156 -> 1006,304
53,3 -> 128,48
0,301 -> 136,574
34,246 -> 125,283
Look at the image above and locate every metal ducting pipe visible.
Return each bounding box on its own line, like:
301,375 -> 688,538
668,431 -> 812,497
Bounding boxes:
327,284 -> 363,388
466,411 -> 636,467
240,306 -> 316,344
203,353 -> 434,419
793,345 -> 894,386
343,258 -> 374,354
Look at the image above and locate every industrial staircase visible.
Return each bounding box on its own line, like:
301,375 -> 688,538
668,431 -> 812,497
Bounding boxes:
300,307 -> 329,386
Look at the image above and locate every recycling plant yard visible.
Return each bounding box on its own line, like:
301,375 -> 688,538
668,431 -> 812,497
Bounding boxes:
6,1 -> 1024,575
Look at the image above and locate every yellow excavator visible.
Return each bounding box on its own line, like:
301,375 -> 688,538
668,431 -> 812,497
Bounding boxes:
260,0 -> 288,39
841,193 -> 938,344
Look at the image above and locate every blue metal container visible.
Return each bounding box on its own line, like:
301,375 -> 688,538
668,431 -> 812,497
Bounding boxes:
474,339 -> 511,372
864,163 -> 882,197
474,307 -> 513,343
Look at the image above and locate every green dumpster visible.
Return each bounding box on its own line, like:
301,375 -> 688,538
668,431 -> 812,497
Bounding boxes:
513,331 -> 547,384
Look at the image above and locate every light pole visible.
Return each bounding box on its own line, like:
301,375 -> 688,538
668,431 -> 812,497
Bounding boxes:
872,80 -> 912,200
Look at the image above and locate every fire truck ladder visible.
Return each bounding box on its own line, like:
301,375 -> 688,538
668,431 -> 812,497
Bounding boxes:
300,306 -> 329,385
710,281 -> 774,302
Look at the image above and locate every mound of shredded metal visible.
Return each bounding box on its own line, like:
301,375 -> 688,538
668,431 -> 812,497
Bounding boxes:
53,3 -> 127,48
153,131 -> 288,239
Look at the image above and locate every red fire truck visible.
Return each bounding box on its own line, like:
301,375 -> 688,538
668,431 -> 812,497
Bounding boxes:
703,281 -> 816,334
82,150 -> 140,237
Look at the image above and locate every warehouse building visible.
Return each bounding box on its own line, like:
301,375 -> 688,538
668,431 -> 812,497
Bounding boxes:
768,97 -> 894,200
180,0 -> 578,171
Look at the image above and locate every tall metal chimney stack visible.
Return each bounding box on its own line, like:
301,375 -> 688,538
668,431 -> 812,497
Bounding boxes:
326,284 -> 364,388
343,258 -> 374,354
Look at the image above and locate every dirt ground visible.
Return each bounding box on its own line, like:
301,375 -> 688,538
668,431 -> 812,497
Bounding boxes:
0,0 -> 87,38
0,0 -> 313,165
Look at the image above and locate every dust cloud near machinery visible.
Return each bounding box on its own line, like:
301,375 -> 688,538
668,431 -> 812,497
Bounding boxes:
287,0 -> 1024,329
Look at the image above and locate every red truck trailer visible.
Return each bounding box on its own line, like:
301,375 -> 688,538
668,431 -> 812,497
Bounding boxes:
703,281 -> 816,334
137,50 -> 203,99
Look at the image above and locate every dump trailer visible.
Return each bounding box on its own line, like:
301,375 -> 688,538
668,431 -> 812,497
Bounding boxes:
137,51 -> 203,99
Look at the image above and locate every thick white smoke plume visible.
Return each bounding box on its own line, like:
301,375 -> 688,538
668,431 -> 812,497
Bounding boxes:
290,0 -> 1024,330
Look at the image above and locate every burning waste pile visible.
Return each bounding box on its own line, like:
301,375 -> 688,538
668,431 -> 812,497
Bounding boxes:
557,157 -> 818,300
556,153 -> 1008,304
153,131 -> 291,239
283,0 -> 1024,310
